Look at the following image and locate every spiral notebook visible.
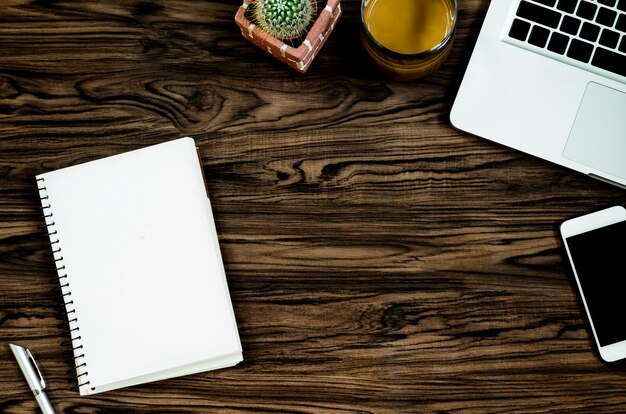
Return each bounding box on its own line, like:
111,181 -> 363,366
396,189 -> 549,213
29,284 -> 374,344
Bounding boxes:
36,137 -> 242,395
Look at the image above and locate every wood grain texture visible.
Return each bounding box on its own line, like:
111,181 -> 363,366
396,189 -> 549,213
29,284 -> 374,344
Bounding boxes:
2,0 -> 626,412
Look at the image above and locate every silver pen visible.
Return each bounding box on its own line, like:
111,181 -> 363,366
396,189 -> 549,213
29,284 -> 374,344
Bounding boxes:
10,344 -> 56,414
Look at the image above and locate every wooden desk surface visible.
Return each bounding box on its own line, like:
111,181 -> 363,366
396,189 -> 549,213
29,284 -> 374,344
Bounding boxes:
2,0 -> 626,412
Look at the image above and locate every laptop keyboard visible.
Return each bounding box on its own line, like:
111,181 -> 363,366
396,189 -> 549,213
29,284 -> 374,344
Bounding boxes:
506,0 -> 626,80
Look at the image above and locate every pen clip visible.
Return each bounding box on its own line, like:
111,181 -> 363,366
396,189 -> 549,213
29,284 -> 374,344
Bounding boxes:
25,348 -> 46,390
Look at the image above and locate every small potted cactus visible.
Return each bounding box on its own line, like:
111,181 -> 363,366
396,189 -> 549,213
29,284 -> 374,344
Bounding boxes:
235,0 -> 341,73
254,0 -> 315,40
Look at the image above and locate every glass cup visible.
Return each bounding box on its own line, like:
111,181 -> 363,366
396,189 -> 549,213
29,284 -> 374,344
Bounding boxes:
360,0 -> 458,81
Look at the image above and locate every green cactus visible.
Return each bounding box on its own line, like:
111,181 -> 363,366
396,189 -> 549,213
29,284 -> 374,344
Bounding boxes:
253,0 -> 315,40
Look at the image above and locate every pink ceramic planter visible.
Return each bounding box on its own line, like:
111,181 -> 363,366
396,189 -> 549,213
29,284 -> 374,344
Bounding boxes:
235,0 -> 341,73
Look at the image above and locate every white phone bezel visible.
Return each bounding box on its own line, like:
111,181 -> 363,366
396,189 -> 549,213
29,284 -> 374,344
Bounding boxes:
560,205 -> 626,362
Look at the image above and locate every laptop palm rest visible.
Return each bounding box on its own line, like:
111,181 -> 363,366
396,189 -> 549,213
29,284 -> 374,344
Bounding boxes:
563,82 -> 626,180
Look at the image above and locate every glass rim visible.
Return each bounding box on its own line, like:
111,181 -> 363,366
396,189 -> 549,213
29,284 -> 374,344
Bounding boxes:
360,0 -> 458,60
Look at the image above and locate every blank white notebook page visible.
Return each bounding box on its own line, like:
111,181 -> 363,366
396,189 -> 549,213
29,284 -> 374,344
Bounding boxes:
37,137 -> 242,395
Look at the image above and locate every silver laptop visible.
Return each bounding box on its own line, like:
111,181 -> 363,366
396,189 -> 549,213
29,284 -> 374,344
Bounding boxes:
451,0 -> 626,189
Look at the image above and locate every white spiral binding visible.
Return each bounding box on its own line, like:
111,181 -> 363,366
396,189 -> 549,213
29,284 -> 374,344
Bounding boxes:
37,177 -> 92,393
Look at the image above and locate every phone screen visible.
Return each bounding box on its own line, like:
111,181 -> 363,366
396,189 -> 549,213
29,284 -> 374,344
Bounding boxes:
566,220 -> 626,347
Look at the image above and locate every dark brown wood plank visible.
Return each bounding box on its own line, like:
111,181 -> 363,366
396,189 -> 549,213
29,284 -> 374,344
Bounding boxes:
2,0 -> 626,412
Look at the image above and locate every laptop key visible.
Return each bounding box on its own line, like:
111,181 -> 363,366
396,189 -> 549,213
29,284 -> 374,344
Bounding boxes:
557,0 -> 578,13
598,0 -> 617,6
509,18 -> 532,41
547,32 -> 570,53
619,0 -> 626,12
517,1 -> 561,28
599,29 -> 620,48
561,15 -> 582,35
596,7 -> 617,27
580,22 -> 601,41
620,36 -> 626,53
528,25 -> 551,47
591,47 -> 626,77
567,38 -> 594,62
577,1 -> 598,20
617,14 -> 626,32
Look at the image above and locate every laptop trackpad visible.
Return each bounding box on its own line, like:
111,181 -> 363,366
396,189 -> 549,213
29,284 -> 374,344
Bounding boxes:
563,82 -> 626,179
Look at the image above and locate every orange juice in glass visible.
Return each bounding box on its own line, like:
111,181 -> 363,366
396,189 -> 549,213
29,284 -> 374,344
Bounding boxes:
361,0 -> 457,80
